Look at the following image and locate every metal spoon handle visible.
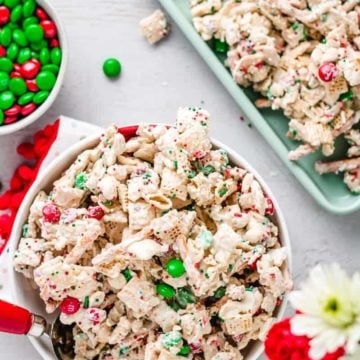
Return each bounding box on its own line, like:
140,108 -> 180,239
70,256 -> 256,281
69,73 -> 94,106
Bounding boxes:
0,299 -> 46,337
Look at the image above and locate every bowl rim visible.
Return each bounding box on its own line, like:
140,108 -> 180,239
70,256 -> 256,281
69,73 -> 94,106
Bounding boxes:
8,124 -> 292,360
0,0 -> 68,136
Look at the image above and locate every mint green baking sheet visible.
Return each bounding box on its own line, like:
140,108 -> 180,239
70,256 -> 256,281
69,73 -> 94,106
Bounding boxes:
158,0 -> 360,215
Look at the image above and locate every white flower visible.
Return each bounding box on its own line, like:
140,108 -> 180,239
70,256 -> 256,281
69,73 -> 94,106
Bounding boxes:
289,263 -> 360,359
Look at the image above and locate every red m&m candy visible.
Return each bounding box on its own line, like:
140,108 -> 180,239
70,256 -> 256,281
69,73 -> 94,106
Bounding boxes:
87,206 -> 105,220
60,297 -> 80,315
318,63 -> 338,82
42,203 -> 61,223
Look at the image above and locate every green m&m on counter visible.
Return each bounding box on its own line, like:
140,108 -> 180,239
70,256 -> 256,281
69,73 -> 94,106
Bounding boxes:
166,258 -> 186,278
103,58 -> 121,78
0,1 -> 61,126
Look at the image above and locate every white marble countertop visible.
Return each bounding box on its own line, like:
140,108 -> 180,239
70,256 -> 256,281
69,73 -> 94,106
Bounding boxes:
0,0 -> 359,358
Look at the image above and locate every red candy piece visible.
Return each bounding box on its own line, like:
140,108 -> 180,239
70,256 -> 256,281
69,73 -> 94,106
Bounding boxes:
0,6 -> 10,25
35,7 -> 48,21
21,102 -> 37,116
10,71 -> 22,79
0,45 -> 6,57
40,20 -> 57,39
10,175 -> 23,191
87,206 -> 105,220
4,116 -> 18,124
318,63 -> 338,82
26,79 -> 38,92
17,165 -> 34,181
59,297 -> 80,315
21,60 -> 41,79
17,142 -> 35,160
42,204 -> 61,223
50,38 -> 59,48
0,191 -> 11,210
13,63 -> 21,72
5,105 -> 21,117
10,191 -> 26,209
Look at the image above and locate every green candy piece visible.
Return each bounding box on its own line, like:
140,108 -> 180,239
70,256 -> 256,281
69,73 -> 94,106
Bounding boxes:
39,47 -> 50,64
83,296 -> 89,309
18,92 -> 33,105
214,39 -> 229,53
0,27 -> 12,47
30,38 -> 47,51
13,29 -> 28,46
10,4 -> 22,23
36,71 -> 56,90
17,47 -> 31,64
23,16 -> 38,29
33,90 -> 49,104
156,283 -> 176,299
25,24 -> 44,43
161,331 -> 182,348
0,109 -> 3,125
22,0 -> 36,18
0,58 -> 13,73
166,258 -> 186,278
74,172 -> 87,189
7,43 -> 19,60
9,77 -> 26,96
178,345 -> 191,356
4,0 -> 20,8
41,64 -> 59,75
103,58 -> 121,78
0,72 -> 9,91
50,47 -> 61,65
176,287 -> 197,309
0,91 -> 15,110
201,164 -> 215,175
22,224 -> 29,237
30,50 -> 39,59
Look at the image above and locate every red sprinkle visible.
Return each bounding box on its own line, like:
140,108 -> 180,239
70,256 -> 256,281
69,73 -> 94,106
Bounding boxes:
87,206 -> 105,220
59,297 -> 80,315
21,103 -> 37,117
40,20 -> 57,39
0,6 -> 10,25
265,196 -> 275,216
42,203 -> 61,223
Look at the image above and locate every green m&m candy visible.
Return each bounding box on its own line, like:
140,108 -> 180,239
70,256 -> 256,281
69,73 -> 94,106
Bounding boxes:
9,77 -> 26,95
36,70 -> 56,90
17,47 -> 31,64
25,24 -> 44,43
23,16 -> 38,29
0,72 -> 9,91
103,58 -> 121,78
22,0 -> 35,18
4,0 -> 20,9
13,28 -> 28,46
166,258 -> 186,278
33,90 -> 49,105
39,47 -> 50,64
156,283 -> 176,298
74,172 -> 87,189
0,90 -> 15,109
0,109 -> 4,125
10,4 -> 22,23
0,27 -> 12,47
7,43 -> 19,60
18,92 -> 33,106
0,57 -> 13,73
42,63 -> 59,74
50,47 -> 61,65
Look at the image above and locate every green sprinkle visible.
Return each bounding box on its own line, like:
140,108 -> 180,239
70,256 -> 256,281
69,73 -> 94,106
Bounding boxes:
160,209 -> 170,216
22,224 -> 29,237
161,331 -> 182,348
83,296 -> 89,308
178,345 -> 191,356
214,39 -> 229,53
302,27 -> 309,41
103,199 -> 113,206
291,22 -> 300,30
74,172 -> 87,190
119,346 -> 129,356
201,164 -> 215,176
122,268 -> 133,282
245,287 -> 253,292
339,91 -> 354,102
188,170 -> 197,179
214,286 -> 226,299
218,187 -> 228,197
320,13 -> 328,22
174,160 -> 178,170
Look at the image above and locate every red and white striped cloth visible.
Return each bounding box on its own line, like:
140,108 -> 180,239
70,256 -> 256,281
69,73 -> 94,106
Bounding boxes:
0,117 -> 102,301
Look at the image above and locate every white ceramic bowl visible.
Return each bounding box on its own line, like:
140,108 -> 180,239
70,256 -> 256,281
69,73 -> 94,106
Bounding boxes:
0,0 -> 68,136
9,125 -> 292,360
